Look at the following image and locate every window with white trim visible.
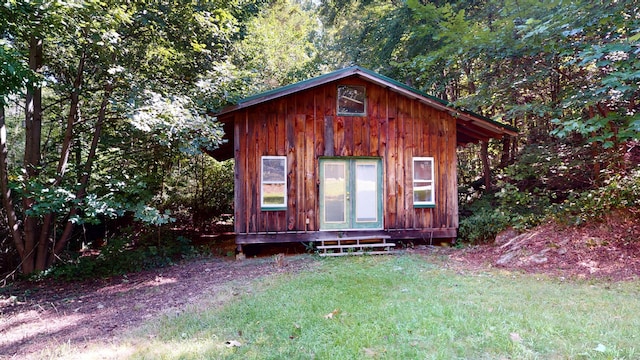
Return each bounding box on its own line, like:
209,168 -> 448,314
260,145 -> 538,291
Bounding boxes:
413,157 -> 435,207
261,156 -> 287,210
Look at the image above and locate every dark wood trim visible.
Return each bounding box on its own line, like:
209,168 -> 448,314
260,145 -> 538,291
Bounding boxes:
324,116 -> 334,156
235,228 -> 457,244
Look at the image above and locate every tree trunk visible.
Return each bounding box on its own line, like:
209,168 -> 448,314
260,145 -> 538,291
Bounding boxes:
36,51 -> 85,270
480,140 -> 491,192
21,36 -> 43,274
52,84 -> 112,259
500,136 -> 511,168
0,105 -> 24,261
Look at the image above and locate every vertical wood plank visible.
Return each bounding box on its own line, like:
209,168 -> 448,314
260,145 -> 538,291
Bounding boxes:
275,99 -> 287,232
295,114 -> 306,230
380,91 -> 392,229
343,116 -> 353,156
404,103 -> 415,229
368,83 -> 382,119
267,111 -> 276,155
449,115 -> 458,228
302,90 -> 316,231
396,97 -> 407,228
427,107 -> 436,229
387,108 -> 397,229
325,83 -> 335,117
286,111 -> 296,231
414,105 -> 424,229
445,112 -> 457,228
259,111 -> 269,233
324,116 -> 334,156
305,113 -> 316,231
353,115 -> 363,156
315,89 -> 325,157
233,114 -> 245,234
369,115 -> 379,156
434,109 -> 443,228
334,116 -> 344,156
247,111 -> 259,233
276,100 -> 286,156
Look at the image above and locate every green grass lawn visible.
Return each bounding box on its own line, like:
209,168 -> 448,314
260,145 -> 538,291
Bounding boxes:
129,255 -> 639,359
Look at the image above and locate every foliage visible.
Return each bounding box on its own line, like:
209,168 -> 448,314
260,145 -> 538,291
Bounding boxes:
459,139 -> 640,243
41,234 -> 199,281
232,0 -> 322,91
163,157 -> 234,230
0,0 -> 270,274
0,41 -> 33,102
548,1 -> 640,147
458,206 -> 510,244
129,91 -> 225,154
458,142 -> 578,241
550,169 -> 640,226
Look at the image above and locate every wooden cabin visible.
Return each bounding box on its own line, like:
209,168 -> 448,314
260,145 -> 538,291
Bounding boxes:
211,66 -> 516,254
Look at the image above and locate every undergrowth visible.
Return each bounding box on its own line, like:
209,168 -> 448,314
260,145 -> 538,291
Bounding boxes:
37,234 -> 201,281
458,142 -> 640,244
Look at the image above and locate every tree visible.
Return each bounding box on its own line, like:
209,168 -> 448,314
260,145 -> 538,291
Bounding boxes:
230,0 -> 322,91
0,0 -> 264,274
1,42 -> 33,270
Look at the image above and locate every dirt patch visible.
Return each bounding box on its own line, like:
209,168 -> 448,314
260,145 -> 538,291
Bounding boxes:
0,254 -> 313,359
450,212 -> 640,281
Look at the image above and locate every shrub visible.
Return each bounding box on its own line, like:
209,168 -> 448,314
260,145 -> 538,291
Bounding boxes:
42,234 -> 199,281
163,157 -> 234,230
458,209 -> 510,244
550,169 -> 640,226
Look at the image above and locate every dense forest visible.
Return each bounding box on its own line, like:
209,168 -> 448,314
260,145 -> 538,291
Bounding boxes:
1,0 -> 638,278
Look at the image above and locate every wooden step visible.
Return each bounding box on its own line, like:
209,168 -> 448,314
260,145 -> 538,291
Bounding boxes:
316,243 -> 396,250
321,250 -> 396,257
317,235 -> 391,242
314,236 -> 396,257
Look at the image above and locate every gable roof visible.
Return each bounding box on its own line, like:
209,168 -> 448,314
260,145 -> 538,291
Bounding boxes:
212,66 -> 517,159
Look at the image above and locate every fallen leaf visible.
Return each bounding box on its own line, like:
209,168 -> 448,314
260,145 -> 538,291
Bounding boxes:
510,332 -> 522,343
594,343 -> 607,353
225,340 -> 242,348
324,309 -> 340,319
290,323 -> 302,339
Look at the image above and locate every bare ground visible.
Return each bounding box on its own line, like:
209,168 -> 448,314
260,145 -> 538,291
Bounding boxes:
1,215 -> 639,359
450,212 -> 640,281
0,255 -> 315,359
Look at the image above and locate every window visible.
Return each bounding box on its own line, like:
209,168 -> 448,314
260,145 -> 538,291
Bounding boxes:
413,157 -> 435,207
261,156 -> 287,210
337,85 -> 366,115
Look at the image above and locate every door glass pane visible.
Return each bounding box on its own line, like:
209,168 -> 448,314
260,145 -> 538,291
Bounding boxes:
324,163 -> 346,223
355,163 -> 377,222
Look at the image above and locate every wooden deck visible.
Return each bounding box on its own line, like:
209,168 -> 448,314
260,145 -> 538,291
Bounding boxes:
235,228 -> 456,245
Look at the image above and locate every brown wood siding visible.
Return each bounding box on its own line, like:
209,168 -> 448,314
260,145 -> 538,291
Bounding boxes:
232,76 -> 458,235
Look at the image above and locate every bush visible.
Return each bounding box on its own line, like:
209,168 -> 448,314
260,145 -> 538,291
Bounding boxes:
458,209 -> 510,244
550,169 -> 640,226
42,234 -> 200,281
163,157 -> 234,230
